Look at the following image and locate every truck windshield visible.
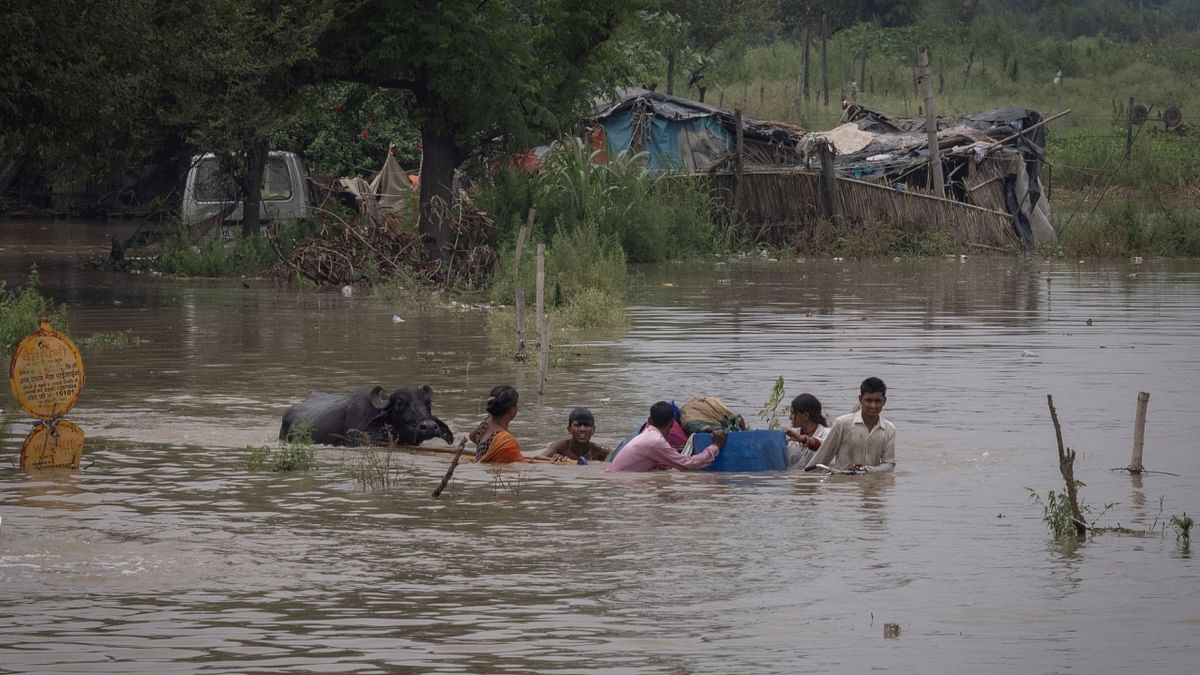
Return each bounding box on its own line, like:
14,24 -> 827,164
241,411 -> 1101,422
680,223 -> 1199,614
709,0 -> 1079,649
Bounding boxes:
194,156 -> 293,202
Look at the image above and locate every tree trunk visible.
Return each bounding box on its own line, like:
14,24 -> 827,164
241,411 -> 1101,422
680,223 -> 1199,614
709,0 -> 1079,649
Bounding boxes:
820,15 -> 829,107
666,47 -> 676,96
240,139 -> 267,238
858,25 -> 868,96
417,128 -> 463,261
802,25 -> 810,101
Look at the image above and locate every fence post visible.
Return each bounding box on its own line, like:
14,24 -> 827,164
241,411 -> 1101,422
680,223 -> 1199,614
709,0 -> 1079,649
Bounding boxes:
535,244 -> 549,395
513,208 -> 534,361
1129,391 -> 1149,473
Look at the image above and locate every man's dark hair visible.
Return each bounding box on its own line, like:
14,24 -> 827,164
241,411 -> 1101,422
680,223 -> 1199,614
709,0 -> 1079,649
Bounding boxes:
568,408 -> 595,426
648,401 -> 675,428
860,377 -> 887,396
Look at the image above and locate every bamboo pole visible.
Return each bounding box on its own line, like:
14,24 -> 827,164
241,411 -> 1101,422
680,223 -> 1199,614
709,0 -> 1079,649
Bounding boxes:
1129,391 -> 1149,473
513,208 -> 534,361
986,109 -> 1072,148
917,45 -> 944,198
535,244 -> 548,396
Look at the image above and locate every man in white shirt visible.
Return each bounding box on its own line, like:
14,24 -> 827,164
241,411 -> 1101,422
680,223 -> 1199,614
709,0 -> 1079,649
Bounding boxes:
804,377 -> 895,474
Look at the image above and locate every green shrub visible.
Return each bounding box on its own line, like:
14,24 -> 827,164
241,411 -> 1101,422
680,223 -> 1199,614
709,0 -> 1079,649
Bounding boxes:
528,139 -> 727,263
1056,199 -> 1200,258
158,219 -> 317,277
246,423 -> 318,472
546,221 -> 627,306
552,287 -> 629,330
0,266 -> 69,353
1171,513 -> 1193,542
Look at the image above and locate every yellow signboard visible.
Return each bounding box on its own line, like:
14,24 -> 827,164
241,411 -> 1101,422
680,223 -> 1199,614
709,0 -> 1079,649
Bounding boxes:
19,419 -> 85,470
9,319 -> 85,420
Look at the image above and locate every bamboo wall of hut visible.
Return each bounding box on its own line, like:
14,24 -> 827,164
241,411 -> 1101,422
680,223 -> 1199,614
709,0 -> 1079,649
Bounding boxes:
708,168 -> 1018,248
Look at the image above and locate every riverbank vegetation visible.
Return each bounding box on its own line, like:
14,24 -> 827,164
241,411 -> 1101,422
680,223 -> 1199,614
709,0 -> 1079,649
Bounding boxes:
0,268 -> 68,353
3,1 -> 1199,306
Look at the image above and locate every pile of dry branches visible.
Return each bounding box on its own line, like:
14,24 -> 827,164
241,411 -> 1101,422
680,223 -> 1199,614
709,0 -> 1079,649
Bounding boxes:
268,197 -> 497,288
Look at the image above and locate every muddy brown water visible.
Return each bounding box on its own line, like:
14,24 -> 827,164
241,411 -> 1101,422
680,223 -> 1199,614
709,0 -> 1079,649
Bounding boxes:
1,221 -> 1198,673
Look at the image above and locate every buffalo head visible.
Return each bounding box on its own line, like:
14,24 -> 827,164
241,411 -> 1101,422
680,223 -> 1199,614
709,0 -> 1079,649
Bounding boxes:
367,385 -> 454,445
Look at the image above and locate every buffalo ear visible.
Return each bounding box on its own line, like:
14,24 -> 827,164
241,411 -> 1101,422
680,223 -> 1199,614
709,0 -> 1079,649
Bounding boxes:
368,385 -> 390,410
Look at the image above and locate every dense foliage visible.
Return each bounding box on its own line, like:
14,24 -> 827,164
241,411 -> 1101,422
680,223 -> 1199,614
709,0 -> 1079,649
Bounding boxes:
0,268 -> 68,354
2,0 -> 1198,265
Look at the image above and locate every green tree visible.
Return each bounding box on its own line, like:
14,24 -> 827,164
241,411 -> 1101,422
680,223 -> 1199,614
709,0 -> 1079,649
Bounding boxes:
0,0 -> 164,174
314,0 -> 647,262
162,0 -> 331,236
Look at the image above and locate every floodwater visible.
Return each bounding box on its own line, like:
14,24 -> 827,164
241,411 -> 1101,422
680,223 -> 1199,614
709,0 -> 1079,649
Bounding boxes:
1,221 -> 1198,674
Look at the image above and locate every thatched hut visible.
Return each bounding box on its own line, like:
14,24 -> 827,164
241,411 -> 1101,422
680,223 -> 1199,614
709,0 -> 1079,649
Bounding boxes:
595,90 -> 1055,249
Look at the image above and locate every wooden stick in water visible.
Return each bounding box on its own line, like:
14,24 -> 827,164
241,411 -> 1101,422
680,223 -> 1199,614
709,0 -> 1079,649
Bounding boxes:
432,437 -> 469,498
1129,391 -> 1149,473
1047,394 -> 1087,537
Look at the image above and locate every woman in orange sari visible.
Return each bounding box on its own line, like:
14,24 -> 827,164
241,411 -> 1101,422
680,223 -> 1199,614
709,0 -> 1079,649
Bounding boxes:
470,385 -> 526,464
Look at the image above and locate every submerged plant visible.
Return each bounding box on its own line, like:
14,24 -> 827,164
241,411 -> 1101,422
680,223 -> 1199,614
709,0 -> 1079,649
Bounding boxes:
1170,513 -> 1192,542
1028,482 -> 1114,540
756,376 -> 786,430
77,330 -> 145,349
340,445 -> 411,492
246,423 -> 318,472
488,465 -> 529,498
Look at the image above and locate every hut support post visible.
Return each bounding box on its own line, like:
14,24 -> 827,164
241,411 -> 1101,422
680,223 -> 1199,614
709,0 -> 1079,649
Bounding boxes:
917,45 -> 944,197
1129,391 -> 1149,473
818,142 -> 844,227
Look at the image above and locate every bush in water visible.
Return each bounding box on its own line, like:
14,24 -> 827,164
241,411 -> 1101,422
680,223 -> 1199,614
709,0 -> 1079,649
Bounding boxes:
0,266 -> 69,354
246,423 -> 318,472
158,220 -> 316,278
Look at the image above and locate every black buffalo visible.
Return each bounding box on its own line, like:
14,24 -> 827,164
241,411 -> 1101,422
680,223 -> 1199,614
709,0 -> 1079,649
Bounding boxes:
279,385 -> 454,446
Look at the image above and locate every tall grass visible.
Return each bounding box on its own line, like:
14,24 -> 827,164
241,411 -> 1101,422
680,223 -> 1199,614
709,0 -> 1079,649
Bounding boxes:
158,219 -> 317,277
476,140 -> 726,327
1054,198 -> 1200,257
530,139 -> 724,264
0,266 -> 69,353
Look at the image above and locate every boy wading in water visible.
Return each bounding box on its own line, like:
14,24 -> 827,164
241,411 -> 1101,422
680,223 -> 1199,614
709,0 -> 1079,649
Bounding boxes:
539,408 -> 610,464
805,377 -> 895,474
